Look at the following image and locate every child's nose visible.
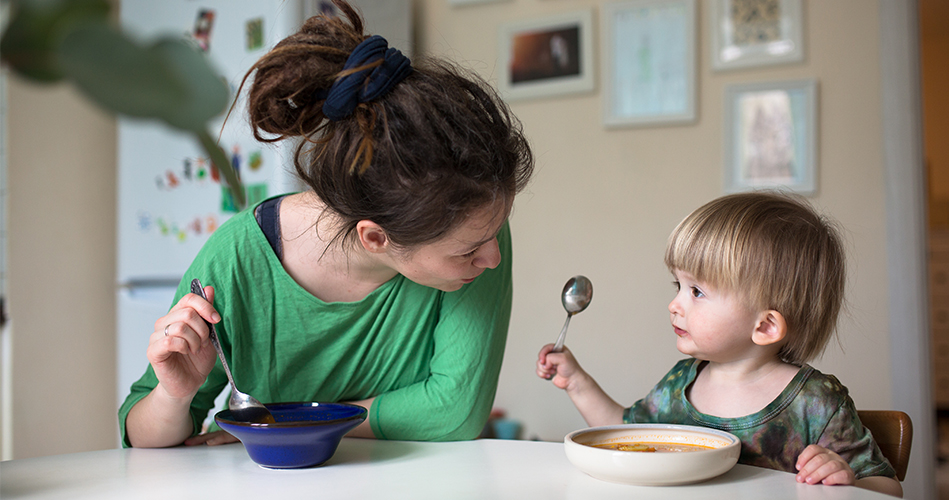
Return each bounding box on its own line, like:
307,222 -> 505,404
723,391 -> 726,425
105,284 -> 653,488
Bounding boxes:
668,296 -> 682,316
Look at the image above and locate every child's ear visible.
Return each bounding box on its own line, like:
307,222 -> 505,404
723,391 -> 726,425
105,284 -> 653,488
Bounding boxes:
356,220 -> 389,253
752,310 -> 787,347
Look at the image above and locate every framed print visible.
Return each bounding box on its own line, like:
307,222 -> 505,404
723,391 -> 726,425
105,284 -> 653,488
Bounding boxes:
601,0 -> 696,127
724,79 -> 817,195
498,10 -> 595,101
711,0 -> 803,71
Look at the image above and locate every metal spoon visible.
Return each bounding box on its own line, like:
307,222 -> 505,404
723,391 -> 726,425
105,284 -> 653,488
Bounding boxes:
551,275 -> 593,353
191,279 -> 276,424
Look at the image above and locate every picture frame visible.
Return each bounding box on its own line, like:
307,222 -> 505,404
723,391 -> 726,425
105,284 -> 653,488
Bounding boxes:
497,10 -> 595,101
601,0 -> 696,127
710,0 -> 803,71
723,79 -> 817,195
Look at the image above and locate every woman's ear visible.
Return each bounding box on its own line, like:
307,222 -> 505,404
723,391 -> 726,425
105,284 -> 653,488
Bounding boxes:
356,220 -> 389,253
752,310 -> 787,347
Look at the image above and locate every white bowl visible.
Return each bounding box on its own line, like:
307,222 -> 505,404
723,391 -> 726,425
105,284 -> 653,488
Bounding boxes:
564,424 -> 740,486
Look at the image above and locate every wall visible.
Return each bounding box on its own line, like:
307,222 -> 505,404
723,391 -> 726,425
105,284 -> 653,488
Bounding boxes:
5,77 -> 118,459
416,0 -> 894,444
0,0 -> 927,493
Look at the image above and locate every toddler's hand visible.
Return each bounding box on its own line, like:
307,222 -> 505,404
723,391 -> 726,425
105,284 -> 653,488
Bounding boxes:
795,444 -> 855,486
536,344 -> 582,389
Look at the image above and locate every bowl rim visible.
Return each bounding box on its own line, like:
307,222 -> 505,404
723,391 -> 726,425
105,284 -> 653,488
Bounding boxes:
214,401 -> 368,428
565,423 -> 740,450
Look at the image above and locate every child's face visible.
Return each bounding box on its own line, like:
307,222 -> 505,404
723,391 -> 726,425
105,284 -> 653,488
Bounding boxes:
668,269 -> 762,363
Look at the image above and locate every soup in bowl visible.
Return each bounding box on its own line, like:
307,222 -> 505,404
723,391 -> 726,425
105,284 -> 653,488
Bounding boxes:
564,423 -> 740,485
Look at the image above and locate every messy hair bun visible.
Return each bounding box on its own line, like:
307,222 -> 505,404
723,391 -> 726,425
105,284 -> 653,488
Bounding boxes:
243,0 -> 533,250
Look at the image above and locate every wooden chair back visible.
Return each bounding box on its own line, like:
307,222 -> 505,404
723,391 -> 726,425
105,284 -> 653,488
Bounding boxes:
857,410 -> 912,481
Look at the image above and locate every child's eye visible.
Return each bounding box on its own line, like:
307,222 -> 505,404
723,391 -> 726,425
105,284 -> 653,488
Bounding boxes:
691,286 -> 705,298
672,280 -> 681,292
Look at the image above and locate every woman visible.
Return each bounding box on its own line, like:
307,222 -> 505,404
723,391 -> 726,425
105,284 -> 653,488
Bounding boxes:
120,0 -> 533,448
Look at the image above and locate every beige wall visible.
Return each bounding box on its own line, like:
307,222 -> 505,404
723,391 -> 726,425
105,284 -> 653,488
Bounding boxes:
0,0 -> 922,490
413,0 -> 893,443
5,77 -> 118,459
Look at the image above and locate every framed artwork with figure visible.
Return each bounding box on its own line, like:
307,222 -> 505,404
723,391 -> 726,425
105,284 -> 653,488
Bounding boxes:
724,79 -> 817,195
601,0 -> 696,127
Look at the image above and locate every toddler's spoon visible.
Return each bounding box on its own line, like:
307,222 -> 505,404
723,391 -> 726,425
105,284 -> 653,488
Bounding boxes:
191,279 -> 276,424
551,275 -> 593,353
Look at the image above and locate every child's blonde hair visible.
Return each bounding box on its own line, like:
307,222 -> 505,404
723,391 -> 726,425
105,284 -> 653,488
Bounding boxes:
664,191 -> 845,365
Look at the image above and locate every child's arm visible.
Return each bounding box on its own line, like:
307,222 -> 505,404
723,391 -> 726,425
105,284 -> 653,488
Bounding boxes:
795,445 -> 903,497
536,344 -> 625,427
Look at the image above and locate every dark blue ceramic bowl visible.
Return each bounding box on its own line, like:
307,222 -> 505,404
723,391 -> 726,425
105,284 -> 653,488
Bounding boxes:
215,402 -> 367,468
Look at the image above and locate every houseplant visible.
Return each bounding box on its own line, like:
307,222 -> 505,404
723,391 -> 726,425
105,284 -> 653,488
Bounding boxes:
1,0 -> 246,208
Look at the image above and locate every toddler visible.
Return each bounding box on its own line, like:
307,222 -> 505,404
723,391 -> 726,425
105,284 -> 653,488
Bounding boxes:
537,191 -> 902,497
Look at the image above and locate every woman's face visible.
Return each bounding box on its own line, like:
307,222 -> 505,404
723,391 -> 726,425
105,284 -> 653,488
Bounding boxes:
394,200 -> 510,292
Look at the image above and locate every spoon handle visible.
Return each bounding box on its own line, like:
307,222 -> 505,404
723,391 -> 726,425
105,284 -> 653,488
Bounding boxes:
190,279 -> 238,393
551,313 -> 572,353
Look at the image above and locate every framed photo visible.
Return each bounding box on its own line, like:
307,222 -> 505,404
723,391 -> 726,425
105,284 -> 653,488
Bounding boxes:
724,79 -> 817,195
601,0 -> 696,127
497,10 -> 595,101
710,0 -> 803,71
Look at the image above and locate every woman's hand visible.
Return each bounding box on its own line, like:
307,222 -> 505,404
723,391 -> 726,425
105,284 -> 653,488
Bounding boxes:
795,444 -> 855,486
147,286 -> 221,400
185,430 -> 239,446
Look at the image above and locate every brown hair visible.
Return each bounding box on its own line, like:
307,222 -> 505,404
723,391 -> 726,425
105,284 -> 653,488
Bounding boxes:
664,191 -> 846,364
241,0 -> 533,250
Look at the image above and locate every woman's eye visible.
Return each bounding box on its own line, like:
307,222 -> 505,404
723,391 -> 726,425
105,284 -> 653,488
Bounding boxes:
460,248 -> 478,258
691,286 -> 705,298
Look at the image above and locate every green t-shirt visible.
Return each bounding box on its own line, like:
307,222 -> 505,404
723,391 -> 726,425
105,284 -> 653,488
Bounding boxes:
118,202 -> 513,446
623,358 -> 897,479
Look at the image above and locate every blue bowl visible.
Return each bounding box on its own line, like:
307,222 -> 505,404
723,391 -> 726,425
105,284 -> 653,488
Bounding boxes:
215,402 -> 367,468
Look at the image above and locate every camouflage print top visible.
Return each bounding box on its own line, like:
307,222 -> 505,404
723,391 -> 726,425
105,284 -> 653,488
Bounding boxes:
623,358 -> 896,479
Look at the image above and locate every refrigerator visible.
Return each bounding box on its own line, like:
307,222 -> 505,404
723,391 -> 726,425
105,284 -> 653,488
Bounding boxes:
115,0 -> 412,435
115,0 -> 306,424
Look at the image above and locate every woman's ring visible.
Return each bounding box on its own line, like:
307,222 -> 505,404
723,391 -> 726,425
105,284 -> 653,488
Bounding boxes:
164,324 -> 171,336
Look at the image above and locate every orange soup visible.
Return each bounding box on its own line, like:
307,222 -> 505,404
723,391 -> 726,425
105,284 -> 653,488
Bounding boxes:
592,442 -> 713,453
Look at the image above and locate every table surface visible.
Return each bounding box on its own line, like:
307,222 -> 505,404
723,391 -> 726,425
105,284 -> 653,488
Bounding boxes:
1,438 -> 892,499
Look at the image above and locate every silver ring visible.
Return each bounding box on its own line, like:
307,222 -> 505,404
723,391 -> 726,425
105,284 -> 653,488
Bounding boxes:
164,324 -> 171,336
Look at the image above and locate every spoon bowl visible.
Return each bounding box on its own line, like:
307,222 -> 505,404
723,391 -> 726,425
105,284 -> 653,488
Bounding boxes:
191,279 -> 276,424
552,275 -> 593,353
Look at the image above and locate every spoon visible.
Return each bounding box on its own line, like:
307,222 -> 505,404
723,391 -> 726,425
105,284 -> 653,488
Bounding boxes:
551,275 -> 593,353
191,279 -> 276,424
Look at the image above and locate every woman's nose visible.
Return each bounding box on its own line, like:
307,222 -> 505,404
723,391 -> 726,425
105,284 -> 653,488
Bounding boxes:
474,238 -> 501,269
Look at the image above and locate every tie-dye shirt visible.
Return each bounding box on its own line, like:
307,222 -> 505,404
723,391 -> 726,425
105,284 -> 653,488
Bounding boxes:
623,358 -> 896,479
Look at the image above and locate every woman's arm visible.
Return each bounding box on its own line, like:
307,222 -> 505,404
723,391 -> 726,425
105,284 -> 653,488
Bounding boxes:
122,286 -> 222,447
368,224 -> 515,441
343,397 -> 377,438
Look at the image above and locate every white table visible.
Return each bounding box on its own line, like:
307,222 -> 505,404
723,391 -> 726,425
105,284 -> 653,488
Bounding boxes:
1,438 -> 891,499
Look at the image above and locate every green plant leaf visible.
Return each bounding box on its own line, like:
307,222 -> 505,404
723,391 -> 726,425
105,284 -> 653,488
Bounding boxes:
0,0 -> 110,82
57,23 -> 191,120
57,24 -> 229,132
198,129 -> 246,209
150,38 -> 230,132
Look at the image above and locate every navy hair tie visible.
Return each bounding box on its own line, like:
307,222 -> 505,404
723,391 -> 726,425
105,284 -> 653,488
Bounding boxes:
319,35 -> 412,121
